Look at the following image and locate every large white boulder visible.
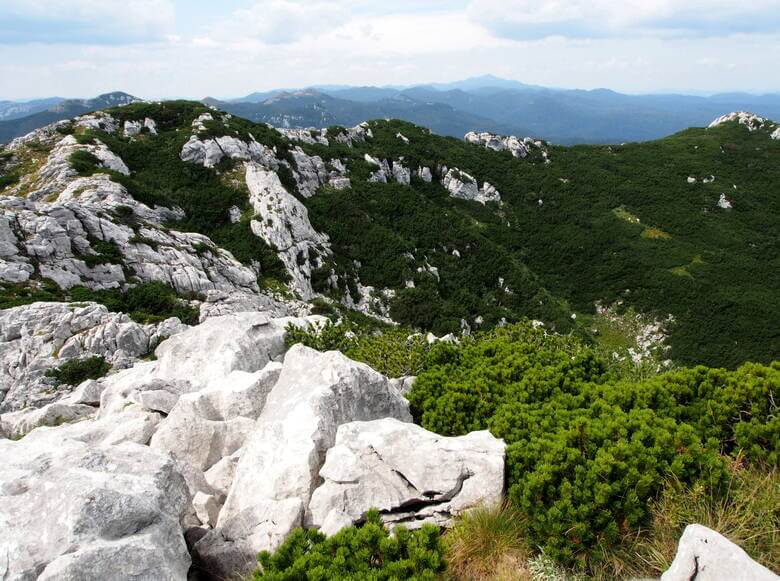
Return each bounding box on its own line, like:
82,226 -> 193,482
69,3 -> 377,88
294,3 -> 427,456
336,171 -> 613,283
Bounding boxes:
153,312 -> 285,390
150,362 -> 282,472
662,524 -> 778,581
98,313 -> 322,416
193,344 -> 412,579
308,418 -> 506,535
0,436 -> 190,581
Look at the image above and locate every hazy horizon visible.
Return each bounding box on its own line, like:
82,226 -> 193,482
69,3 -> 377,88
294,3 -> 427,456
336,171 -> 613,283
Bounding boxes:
2,1 -> 780,100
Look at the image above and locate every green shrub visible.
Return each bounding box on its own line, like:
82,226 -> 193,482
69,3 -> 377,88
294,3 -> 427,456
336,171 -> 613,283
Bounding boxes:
285,320 -> 438,378
253,509 -> 445,580
68,150 -> 101,175
69,281 -> 199,325
407,322 -> 779,570
81,239 -> 123,267
46,356 -> 110,386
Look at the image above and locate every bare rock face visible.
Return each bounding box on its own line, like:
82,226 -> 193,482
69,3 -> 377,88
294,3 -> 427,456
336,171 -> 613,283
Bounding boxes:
192,345 -> 412,579
661,524 -> 778,581
441,168 -> 501,204
0,436 -> 191,581
0,301 -> 185,414
308,418 -> 506,535
245,163 -> 331,299
708,111 -> 770,131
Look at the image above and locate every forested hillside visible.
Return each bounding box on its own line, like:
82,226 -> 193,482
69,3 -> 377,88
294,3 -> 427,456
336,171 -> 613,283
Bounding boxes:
1,101 -> 777,368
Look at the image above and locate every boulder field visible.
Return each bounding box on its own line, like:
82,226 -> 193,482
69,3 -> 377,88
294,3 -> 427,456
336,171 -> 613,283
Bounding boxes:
0,310 -> 507,580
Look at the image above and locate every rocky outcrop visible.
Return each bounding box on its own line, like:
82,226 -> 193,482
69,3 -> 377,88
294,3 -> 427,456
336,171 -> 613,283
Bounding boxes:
0,435 -> 191,581
0,301 -> 185,413
708,111 -> 771,131
661,524 -> 778,580
308,418 -> 506,534
1,150 -> 262,296
192,345 -> 412,578
123,118 -> 158,137
465,131 -> 548,161
771,126 -> 780,140
441,168 -> 501,204
245,163 -> 331,298
180,134 -> 277,169
364,154 -> 411,186
0,309 -> 509,580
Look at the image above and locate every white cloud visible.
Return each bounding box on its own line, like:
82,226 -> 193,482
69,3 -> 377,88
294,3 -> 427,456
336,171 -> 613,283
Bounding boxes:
1,0 -> 780,99
0,0 -> 175,44
468,0 -> 780,39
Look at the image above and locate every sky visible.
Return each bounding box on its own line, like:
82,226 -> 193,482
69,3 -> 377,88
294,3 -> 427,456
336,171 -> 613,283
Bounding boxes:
1,0 -> 780,100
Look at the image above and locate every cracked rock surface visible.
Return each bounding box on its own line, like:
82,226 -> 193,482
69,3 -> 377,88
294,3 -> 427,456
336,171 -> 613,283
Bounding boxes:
307,417 -> 506,535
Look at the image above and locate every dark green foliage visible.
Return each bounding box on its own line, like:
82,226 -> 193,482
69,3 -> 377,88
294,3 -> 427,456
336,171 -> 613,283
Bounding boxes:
301,118 -> 779,367
70,281 -> 200,325
81,239 -> 123,267
67,150 -> 101,175
253,509 -> 445,580
46,356 -> 110,386
0,174 -> 19,189
407,322 -> 779,569
0,279 -> 66,309
1,280 -> 198,325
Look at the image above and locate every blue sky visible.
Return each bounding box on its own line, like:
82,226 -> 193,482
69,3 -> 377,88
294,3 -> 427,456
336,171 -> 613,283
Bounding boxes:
1,0 -> 779,99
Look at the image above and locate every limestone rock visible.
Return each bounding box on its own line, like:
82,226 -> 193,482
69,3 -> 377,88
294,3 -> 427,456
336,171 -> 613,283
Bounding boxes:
245,162 -> 331,298
194,345 -> 411,577
465,131 -> 547,160
0,302 -> 184,413
0,437 -> 190,580
153,313 -> 288,391
661,524 -> 778,580
150,362 -> 283,472
416,166 -> 433,182
0,401 -> 95,439
709,111 -> 770,131
308,418 -> 506,535
441,168 -> 501,204
197,289 -> 307,321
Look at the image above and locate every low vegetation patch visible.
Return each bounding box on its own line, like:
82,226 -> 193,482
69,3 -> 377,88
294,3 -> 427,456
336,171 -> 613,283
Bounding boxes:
0,280 -> 199,325
46,356 -> 110,386
253,509 -> 445,580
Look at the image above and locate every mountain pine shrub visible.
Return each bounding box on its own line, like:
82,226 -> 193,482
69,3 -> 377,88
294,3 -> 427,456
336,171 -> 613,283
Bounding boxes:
253,509 -> 445,580
407,321 -> 779,571
46,355 -> 110,386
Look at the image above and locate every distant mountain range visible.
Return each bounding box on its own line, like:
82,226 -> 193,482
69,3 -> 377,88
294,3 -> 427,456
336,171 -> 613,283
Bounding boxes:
3,77 -> 780,144
0,92 -> 138,143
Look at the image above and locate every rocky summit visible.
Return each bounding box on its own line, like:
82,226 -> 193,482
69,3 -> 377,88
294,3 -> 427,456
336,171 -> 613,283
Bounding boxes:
0,101 -> 777,580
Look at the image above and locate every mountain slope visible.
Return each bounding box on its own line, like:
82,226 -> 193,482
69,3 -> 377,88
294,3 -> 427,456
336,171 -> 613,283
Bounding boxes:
0,103 -> 777,367
207,90 -> 529,137
0,97 -> 64,121
0,92 -> 139,143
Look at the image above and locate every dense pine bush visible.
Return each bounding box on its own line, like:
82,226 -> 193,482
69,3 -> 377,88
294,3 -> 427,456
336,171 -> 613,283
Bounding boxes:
407,322 -> 779,569
253,510 -> 445,580
46,356 -> 111,386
